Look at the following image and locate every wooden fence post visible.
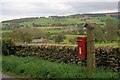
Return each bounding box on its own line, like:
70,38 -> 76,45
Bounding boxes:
84,23 -> 96,77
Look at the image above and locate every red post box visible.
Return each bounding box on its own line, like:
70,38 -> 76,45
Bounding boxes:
77,37 -> 86,59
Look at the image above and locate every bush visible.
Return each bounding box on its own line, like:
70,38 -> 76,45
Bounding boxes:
68,38 -> 77,44
2,38 -> 16,56
54,33 -> 66,43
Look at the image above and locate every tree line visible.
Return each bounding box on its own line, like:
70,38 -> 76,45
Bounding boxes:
95,19 -> 118,43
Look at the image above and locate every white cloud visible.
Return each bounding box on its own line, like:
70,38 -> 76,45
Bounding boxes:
90,9 -> 118,13
2,0 -> 119,2
1,0 -> 119,21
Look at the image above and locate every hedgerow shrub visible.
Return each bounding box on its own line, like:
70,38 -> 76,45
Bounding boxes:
2,38 -> 16,55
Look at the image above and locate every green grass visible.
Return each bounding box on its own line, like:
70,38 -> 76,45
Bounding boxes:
95,42 -> 118,47
0,30 -> 12,33
86,17 -> 102,24
42,29 -> 67,33
97,16 -> 117,21
21,17 -> 80,27
65,35 -> 78,39
0,55 -> 2,71
51,34 -> 78,39
21,43 -> 76,47
2,55 -> 119,78
63,39 -> 72,44
17,42 -> 118,47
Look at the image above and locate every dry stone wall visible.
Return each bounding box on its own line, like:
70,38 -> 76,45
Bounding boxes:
15,45 -> 120,72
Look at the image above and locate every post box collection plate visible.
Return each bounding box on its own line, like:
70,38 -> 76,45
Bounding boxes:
77,37 -> 86,59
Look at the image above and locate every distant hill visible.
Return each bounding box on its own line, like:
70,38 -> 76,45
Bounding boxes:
105,12 -> 120,16
71,12 -> 120,17
1,12 -> 119,30
105,12 -> 120,18
2,17 -> 39,23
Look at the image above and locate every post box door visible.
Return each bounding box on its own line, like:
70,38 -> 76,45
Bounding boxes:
77,37 -> 86,59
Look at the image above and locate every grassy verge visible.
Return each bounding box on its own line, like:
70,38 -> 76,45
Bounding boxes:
2,55 -> 119,78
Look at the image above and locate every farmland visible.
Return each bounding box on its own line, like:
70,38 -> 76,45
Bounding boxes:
2,26 -> 119,47
2,13 -> 119,44
1,12 -> 120,78
2,13 -> 119,29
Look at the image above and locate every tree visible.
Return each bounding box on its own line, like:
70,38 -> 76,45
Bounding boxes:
32,23 -> 35,27
54,33 -> 66,43
78,27 -> 85,35
11,28 -> 33,42
95,26 -> 105,43
22,33 -> 33,42
2,28 -> 49,43
104,19 -> 118,42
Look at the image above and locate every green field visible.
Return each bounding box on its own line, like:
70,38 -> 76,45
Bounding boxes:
65,35 -> 80,38
95,42 -> 118,47
2,55 -> 119,78
16,43 -> 76,47
16,42 -> 118,47
18,17 -> 82,27
1,14 -> 119,47
42,29 -> 67,33
0,30 -> 12,33
2,14 -> 118,29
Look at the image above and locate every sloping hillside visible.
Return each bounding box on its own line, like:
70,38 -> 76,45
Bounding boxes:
1,12 -> 119,30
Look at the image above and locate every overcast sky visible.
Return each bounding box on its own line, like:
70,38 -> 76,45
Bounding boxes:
0,0 -> 119,21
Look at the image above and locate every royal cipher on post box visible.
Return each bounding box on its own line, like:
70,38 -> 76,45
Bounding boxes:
77,37 -> 87,59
